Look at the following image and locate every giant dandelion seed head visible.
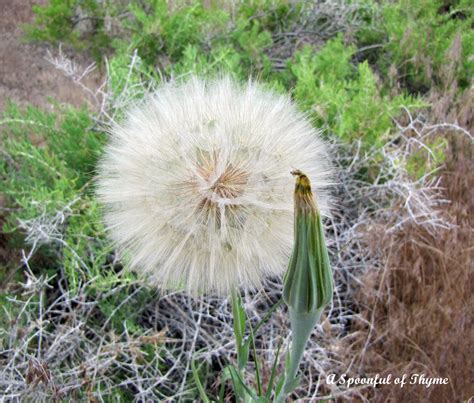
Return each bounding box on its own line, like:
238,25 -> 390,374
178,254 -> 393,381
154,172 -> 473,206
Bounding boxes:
96,76 -> 334,295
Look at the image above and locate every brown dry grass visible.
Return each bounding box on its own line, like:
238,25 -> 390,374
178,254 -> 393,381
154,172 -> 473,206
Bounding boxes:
351,133 -> 473,402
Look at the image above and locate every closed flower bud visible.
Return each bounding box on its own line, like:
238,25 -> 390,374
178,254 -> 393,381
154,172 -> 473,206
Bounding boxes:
276,170 -> 334,400
283,169 -> 333,314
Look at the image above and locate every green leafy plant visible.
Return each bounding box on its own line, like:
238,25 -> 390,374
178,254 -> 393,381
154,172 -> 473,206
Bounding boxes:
0,104 -> 114,289
287,35 -> 424,148
24,0 -> 116,61
358,0 -> 473,93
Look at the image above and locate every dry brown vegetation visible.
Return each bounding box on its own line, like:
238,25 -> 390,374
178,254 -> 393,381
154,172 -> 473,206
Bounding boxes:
350,133 -> 473,402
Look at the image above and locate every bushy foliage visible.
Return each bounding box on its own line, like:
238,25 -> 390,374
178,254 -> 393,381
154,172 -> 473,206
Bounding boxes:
25,0 -> 300,76
25,0 -> 473,96
1,104 -> 100,215
124,1 -> 229,66
0,104 -> 113,289
23,0 -> 115,61
359,0 -> 473,93
286,35 -> 424,146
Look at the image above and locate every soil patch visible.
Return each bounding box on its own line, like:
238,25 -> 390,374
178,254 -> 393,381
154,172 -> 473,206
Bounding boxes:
0,0 -> 101,112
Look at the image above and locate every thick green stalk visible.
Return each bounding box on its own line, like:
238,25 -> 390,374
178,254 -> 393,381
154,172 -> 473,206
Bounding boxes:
282,307 -> 323,396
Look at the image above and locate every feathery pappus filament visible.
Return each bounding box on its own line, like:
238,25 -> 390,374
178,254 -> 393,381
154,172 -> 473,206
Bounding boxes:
96,76 -> 334,295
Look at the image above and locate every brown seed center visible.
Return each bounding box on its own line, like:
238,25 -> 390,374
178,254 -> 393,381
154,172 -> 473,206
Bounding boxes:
185,151 -> 250,228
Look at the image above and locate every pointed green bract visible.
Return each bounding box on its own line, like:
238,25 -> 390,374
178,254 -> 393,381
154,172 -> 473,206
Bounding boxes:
283,170 -> 333,314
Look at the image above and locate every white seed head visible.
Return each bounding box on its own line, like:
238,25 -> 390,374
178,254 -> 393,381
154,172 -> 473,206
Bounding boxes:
96,76 -> 334,295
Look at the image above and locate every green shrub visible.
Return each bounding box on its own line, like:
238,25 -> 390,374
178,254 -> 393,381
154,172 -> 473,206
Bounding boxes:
1,103 -> 100,205
124,0 -> 229,66
171,44 -> 245,78
358,0 -> 473,93
23,0 -> 310,78
286,36 -> 424,147
0,104 -> 114,289
24,0 -> 115,61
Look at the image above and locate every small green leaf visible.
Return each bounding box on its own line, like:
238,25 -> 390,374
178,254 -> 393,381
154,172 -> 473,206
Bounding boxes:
231,289 -> 250,370
265,342 -> 282,399
248,321 -> 262,396
252,299 -> 283,335
231,289 -> 245,345
191,357 -> 211,403
238,341 -> 250,369
275,376 -> 285,398
228,365 -> 257,400
218,366 -> 233,403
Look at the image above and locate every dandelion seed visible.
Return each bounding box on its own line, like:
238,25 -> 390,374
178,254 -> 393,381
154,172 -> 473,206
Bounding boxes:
96,76 -> 333,295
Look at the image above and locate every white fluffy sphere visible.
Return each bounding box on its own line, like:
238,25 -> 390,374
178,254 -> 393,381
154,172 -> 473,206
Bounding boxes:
96,76 -> 333,295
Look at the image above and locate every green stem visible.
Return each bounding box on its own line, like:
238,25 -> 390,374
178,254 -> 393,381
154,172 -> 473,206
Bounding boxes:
230,289 -> 250,401
276,307 -> 323,402
231,289 -> 242,365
